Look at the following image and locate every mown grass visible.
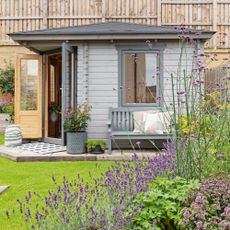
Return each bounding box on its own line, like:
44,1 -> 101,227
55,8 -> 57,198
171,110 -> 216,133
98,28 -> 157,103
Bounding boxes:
0,134 -> 113,229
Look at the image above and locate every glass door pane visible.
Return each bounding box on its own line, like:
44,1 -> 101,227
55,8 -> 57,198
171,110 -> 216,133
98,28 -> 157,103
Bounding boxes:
20,59 -> 38,110
47,54 -> 62,139
15,55 -> 42,138
61,43 -> 76,145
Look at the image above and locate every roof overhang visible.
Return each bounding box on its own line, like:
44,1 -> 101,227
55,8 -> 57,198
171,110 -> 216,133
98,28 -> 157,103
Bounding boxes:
8,22 -> 215,53
10,33 -> 214,42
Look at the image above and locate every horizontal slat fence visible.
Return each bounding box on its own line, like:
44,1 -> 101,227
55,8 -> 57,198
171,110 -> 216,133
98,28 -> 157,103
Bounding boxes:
0,0 -> 230,48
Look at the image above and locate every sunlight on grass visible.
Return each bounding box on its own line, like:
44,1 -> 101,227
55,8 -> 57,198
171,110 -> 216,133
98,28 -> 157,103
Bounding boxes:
0,132 -> 4,145
0,133 -> 113,229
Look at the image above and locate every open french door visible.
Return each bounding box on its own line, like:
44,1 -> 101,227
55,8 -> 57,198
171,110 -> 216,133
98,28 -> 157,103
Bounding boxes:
44,43 -> 76,145
61,42 -> 76,145
15,55 -> 42,138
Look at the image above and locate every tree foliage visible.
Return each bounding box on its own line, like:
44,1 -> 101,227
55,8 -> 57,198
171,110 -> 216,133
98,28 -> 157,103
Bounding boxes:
0,62 -> 15,96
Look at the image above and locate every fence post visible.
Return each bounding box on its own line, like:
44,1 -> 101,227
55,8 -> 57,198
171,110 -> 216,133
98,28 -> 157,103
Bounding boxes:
102,0 -> 106,22
212,0 -> 217,49
42,0 -> 48,29
157,0 -> 162,26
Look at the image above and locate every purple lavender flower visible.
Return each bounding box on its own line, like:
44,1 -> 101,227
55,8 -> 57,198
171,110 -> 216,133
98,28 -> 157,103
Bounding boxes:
223,76 -> 230,80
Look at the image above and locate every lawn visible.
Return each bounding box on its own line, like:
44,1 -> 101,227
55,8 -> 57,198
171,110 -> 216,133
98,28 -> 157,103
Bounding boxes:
0,134 -> 113,229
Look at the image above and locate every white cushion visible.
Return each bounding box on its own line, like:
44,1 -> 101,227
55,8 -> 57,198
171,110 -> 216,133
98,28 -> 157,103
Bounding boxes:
144,112 -> 173,134
133,111 -> 158,133
133,111 -> 147,133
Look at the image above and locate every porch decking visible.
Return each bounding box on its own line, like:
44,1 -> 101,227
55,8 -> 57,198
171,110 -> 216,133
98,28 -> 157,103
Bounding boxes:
0,144 -> 161,162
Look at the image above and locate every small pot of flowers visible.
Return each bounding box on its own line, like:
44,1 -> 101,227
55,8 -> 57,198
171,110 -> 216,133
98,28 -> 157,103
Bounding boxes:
64,104 -> 91,154
86,139 -> 106,154
48,103 -> 60,122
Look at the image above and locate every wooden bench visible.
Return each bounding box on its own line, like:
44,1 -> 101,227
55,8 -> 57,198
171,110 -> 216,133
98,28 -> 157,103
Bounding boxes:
107,107 -> 173,153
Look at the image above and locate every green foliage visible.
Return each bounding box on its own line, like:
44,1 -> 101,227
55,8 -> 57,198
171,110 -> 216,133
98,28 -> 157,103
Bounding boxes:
0,104 -> 5,113
170,63 -> 230,179
0,62 -> 15,96
2,103 -> 14,122
48,102 -> 60,113
0,132 -> 4,144
129,177 -> 200,230
0,103 -> 14,121
64,104 -> 91,132
86,139 -> 106,151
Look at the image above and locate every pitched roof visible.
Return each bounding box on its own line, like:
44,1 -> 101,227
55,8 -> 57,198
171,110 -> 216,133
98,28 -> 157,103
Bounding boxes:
11,22 -> 214,36
9,22 -> 215,49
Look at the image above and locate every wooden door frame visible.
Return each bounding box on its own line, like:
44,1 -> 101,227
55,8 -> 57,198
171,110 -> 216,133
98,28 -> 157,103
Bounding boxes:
43,52 -> 63,145
15,54 -> 42,138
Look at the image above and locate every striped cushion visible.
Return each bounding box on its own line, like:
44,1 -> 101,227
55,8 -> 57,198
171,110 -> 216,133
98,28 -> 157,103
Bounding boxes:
5,125 -> 22,147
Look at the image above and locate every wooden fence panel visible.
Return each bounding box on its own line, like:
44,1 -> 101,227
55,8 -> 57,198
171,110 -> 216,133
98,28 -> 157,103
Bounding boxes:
0,0 -> 230,48
204,64 -> 230,91
105,0 -> 158,24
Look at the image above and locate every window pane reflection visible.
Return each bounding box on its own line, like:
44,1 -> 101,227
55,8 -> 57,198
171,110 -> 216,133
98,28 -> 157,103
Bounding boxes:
20,60 -> 38,110
124,53 -> 158,104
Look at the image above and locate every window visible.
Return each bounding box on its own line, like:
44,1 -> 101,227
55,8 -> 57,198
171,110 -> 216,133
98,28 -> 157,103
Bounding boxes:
122,51 -> 160,106
20,59 -> 38,110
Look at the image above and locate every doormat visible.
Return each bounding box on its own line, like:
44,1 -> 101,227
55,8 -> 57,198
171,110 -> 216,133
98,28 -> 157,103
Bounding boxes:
17,143 -> 66,154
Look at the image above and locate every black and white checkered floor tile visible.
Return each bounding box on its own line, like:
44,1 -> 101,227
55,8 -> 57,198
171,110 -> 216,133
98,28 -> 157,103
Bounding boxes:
17,142 -> 66,154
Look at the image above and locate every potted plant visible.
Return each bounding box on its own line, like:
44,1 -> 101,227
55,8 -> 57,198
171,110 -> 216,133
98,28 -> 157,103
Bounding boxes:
64,104 -> 91,154
86,139 -> 106,154
48,102 -> 60,122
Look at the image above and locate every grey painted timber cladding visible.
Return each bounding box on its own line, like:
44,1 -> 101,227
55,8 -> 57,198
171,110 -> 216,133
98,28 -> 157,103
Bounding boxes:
76,41 -> 200,140
88,43 -> 118,138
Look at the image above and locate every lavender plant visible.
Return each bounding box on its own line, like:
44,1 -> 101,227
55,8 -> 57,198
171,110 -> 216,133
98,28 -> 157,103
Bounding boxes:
10,143 -> 175,229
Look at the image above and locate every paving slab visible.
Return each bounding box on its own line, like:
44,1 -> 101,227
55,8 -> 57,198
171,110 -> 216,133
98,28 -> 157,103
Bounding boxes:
0,144 -> 161,162
0,185 -> 9,194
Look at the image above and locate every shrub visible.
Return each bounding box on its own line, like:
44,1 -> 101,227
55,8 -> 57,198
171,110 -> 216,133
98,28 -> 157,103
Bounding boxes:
3,103 -> 14,122
10,144 -> 175,229
129,177 -> 200,230
0,62 -> 14,96
63,104 -> 91,132
180,176 -> 230,230
86,139 -> 106,151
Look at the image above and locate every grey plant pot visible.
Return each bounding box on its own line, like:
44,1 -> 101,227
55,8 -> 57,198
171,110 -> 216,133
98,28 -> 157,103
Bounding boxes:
66,132 -> 87,154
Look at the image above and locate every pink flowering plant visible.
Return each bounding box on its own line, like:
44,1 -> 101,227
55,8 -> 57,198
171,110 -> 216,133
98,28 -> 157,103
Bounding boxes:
63,104 -> 91,132
180,176 -> 230,230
